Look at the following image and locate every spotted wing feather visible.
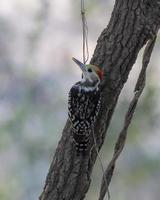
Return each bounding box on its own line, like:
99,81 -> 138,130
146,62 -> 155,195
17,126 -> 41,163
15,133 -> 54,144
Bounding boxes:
68,84 -> 101,154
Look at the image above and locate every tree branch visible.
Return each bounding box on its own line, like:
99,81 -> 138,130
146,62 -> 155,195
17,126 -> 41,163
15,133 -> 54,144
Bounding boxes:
39,1 -> 160,200
98,35 -> 157,200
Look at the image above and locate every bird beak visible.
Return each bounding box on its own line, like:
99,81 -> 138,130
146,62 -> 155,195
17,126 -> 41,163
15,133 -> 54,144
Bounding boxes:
72,57 -> 86,73
72,57 -> 93,82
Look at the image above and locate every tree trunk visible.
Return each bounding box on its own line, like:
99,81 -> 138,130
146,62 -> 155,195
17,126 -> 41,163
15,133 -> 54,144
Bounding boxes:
39,1 -> 160,200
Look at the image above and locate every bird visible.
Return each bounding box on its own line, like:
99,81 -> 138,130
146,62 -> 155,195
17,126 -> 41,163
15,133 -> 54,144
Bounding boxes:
68,57 -> 103,155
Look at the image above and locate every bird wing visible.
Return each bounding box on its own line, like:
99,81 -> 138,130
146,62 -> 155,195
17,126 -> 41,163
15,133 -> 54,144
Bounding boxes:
68,85 -> 101,131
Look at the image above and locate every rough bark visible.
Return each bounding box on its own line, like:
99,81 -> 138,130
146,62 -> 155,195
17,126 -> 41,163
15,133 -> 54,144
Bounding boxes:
39,1 -> 160,200
99,36 -> 157,200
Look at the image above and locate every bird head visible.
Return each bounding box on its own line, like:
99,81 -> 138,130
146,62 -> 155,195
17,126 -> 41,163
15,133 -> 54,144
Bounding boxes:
72,57 -> 103,87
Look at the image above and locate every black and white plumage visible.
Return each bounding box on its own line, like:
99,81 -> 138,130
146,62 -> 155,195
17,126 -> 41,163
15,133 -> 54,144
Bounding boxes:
68,57 -> 103,155
68,84 -> 101,154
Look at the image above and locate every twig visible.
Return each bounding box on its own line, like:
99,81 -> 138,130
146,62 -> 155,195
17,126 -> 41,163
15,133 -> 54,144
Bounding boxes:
81,0 -> 89,64
98,35 -> 157,200
92,129 -> 110,200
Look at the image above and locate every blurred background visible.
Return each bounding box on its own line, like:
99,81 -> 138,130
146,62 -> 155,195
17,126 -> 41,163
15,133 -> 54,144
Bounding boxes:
0,0 -> 160,200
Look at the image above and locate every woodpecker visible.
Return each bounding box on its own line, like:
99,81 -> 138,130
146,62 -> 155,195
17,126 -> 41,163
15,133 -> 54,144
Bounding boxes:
68,57 -> 103,155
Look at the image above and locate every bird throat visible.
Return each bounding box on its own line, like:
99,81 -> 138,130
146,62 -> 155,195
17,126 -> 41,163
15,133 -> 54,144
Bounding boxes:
80,80 -> 99,92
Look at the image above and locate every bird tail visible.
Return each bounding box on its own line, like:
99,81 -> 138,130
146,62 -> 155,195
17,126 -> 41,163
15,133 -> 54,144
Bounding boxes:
72,129 -> 90,156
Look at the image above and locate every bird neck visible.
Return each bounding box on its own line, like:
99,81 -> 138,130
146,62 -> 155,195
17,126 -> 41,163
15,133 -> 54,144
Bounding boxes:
76,80 -> 100,92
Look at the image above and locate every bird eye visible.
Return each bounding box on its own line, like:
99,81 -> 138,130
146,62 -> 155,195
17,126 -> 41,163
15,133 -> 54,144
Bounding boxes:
88,68 -> 92,72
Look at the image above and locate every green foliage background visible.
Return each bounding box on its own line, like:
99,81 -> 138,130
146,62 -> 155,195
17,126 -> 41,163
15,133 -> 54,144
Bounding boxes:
0,1 -> 160,200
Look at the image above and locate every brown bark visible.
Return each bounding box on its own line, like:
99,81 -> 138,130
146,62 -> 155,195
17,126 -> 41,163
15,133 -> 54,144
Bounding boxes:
99,35 -> 157,200
39,1 -> 160,200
